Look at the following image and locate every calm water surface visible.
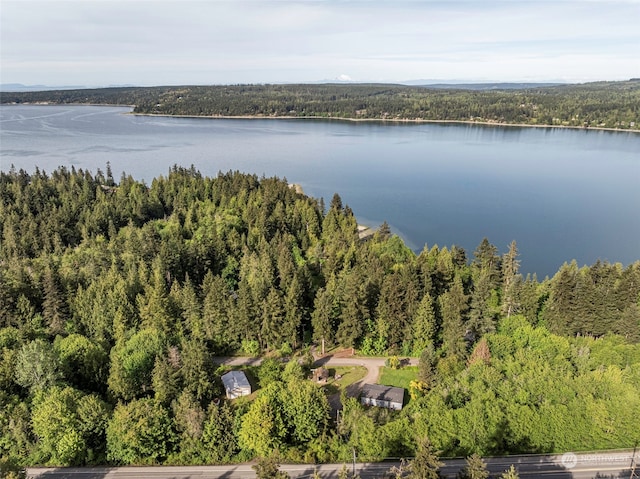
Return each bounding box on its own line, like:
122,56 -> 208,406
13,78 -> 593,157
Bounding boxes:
1,104 -> 639,277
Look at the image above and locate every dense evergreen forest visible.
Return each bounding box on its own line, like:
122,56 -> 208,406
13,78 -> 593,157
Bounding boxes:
2,80 -> 640,130
1,166 -> 639,470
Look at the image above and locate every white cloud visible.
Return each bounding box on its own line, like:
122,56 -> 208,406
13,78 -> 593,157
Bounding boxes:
1,0 -> 639,85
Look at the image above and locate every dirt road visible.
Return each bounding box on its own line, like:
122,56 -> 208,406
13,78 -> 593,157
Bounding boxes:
215,354 -> 417,415
215,355 -> 417,394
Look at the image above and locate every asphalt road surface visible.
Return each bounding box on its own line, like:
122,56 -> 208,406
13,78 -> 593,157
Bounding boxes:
27,450 -> 638,479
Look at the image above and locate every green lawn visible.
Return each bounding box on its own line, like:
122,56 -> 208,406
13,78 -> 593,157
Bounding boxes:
332,366 -> 367,387
378,366 -> 418,390
321,366 -> 367,395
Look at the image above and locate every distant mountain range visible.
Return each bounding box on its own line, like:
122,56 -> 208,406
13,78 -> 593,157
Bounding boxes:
1,83 -> 88,92
297,78 -> 569,89
404,82 -> 566,90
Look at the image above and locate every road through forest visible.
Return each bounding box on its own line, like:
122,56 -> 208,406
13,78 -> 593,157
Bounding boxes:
25,358 -> 639,479
27,450 -> 639,478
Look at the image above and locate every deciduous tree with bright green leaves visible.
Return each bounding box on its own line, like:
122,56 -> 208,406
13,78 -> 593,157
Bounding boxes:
238,384 -> 287,457
106,398 -> 176,465
108,328 -> 165,400
283,380 -> 330,445
31,386 -> 110,466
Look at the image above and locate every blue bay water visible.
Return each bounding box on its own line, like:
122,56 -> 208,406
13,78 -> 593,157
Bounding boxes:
1,104 -> 639,277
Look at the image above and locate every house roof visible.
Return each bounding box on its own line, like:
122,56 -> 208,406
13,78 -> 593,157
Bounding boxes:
221,370 -> 251,390
312,367 -> 329,381
361,383 -> 405,404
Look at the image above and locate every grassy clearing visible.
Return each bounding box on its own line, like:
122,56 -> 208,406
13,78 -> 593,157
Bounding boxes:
332,366 -> 367,388
378,366 -> 418,390
321,366 -> 367,395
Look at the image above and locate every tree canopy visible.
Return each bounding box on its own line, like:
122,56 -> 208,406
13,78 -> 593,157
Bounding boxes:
0,165 -> 639,468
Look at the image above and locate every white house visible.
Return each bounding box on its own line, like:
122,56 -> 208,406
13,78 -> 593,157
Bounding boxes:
221,370 -> 252,399
360,383 -> 405,410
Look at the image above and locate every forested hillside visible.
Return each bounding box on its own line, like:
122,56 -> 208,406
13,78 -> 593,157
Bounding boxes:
1,166 -> 639,469
2,80 -> 639,130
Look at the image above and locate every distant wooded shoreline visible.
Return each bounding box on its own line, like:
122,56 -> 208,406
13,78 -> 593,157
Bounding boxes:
3,80 -> 639,132
130,111 -> 640,133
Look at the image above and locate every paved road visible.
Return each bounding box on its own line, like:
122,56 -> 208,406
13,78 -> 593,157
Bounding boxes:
26,450 -> 638,479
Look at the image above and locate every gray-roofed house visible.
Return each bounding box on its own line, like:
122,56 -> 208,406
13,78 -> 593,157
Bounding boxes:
221,370 -> 252,399
360,383 -> 405,410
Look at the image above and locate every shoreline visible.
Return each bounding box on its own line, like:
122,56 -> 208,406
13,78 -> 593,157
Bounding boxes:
3,102 -> 638,133
130,111 -> 640,133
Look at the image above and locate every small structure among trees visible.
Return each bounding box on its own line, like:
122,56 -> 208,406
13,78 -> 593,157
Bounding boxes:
311,367 -> 329,383
221,370 -> 252,399
360,384 -> 404,410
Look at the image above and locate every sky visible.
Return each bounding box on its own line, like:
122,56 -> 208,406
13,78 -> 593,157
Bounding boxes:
1,0 -> 639,87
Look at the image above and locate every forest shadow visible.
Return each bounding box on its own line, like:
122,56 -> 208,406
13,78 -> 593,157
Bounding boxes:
594,471 -> 635,479
481,455 -> 574,479
489,419 -> 551,455
312,356 -> 333,368
29,467 -> 114,479
28,466 -> 243,479
207,467 -> 240,479
31,460 -> 630,479
294,463 -> 399,479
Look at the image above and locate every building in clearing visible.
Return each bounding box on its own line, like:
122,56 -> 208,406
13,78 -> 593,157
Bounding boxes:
360,383 -> 405,410
311,367 -> 330,383
221,370 -> 252,399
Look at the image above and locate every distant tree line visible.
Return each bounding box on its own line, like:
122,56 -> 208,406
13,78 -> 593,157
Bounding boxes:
1,166 -> 639,468
2,80 -> 639,129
